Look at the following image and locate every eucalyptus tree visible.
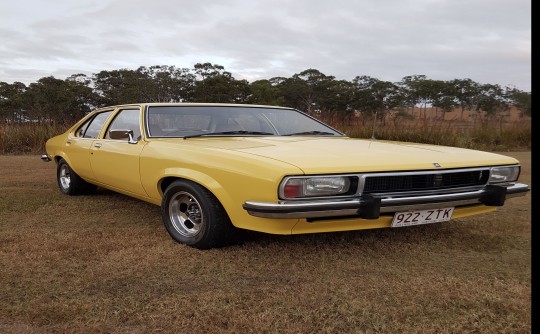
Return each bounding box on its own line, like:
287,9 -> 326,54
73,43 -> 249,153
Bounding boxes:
397,75 -> 428,115
351,75 -> 402,123
268,76 -> 287,86
193,62 -> 227,80
276,76 -> 311,111
446,78 -> 480,119
398,76 -> 463,118
505,87 -> 531,117
323,79 -> 356,115
248,79 -> 284,106
191,63 -> 250,103
137,65 -> 195,102
24,76 -> 94,123
92,69 -> 148,105
292,69 -> 337,113
0,81 -> 26,122
273,68 -> 341,113
0,64 -> 532,125
429,80 -> 459,117
474,84 -> 508,117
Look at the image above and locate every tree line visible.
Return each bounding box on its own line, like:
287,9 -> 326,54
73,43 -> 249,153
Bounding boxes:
0,62 -> 531,124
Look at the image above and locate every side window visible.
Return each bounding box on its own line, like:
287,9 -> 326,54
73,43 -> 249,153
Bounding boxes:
105,109 -> 142,140
74,119 -> 92,137
82,111 -> 113,138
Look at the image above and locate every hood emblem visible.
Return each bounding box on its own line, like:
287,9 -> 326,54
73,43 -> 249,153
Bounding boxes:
433,163 -> 441,168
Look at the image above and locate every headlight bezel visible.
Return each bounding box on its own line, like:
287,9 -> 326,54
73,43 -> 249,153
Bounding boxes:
279,175 -> 357,200
488,165 -> 521,184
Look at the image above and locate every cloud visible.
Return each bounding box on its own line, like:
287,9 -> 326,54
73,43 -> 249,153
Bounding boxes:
0,0 -> 531,90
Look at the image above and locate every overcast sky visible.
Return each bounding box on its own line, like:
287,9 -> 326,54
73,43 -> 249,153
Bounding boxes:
0,0 -> 531,91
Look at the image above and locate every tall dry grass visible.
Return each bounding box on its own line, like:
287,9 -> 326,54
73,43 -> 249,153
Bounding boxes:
320,115 -> 531,151
0,123 -> 68,154
0,116 -> 531,154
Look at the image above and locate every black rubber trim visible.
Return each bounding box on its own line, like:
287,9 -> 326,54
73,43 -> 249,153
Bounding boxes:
357,195 -> 381,219
479,185 -> 507,206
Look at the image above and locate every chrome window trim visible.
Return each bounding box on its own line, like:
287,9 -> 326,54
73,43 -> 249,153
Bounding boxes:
104,108 -> 143,141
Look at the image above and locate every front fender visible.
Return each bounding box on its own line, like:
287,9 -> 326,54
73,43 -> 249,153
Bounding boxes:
139,142 -> 303,233
157,167 -> 235,213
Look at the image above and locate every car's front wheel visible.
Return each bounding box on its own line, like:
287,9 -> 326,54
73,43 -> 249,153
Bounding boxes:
56,159 -> 97,195
161,180 -> 237,249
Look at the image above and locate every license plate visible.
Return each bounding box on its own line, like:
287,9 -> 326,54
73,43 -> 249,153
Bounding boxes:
391,207 -> 455,227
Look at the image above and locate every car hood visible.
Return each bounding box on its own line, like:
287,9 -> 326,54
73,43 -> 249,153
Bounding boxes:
164,137 -> 519,174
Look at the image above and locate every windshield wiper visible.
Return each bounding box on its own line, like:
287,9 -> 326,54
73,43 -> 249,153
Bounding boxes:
183,131 -> 275,139
284,131 -> 337,136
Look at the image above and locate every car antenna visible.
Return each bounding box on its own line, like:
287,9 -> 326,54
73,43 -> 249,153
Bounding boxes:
371,111 -> 377,139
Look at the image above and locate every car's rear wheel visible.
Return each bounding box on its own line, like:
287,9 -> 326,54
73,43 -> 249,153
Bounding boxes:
161,180 -> 237,249
56,159 -> 97,195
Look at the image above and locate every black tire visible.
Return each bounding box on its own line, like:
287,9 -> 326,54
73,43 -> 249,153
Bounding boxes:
161,180 -> 237,249
56,159 -> 97,195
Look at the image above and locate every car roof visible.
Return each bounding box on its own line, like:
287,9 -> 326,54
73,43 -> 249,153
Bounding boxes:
95,103 -> 294,110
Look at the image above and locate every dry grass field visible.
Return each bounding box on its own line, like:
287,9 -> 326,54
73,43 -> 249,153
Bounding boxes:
0,153 -> 531,333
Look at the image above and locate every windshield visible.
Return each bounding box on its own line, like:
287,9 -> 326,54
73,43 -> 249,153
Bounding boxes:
145,106 -> 343,138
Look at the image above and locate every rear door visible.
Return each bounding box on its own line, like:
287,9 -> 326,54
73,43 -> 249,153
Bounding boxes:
64,110 -> 114,181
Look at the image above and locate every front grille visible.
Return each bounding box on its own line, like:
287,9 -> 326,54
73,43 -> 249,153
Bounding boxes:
362,170 -> 489,194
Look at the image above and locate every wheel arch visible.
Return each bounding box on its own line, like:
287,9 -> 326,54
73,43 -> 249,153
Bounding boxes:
54,155 -> 64,164
53,152 -> 70,165
53,154 -> 78,175
157,172 -> 236,223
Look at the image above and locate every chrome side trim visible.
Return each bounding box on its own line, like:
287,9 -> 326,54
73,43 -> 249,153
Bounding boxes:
243,183 -> 529,219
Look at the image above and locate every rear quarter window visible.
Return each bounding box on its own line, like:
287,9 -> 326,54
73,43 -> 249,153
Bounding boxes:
77,111 -> 113,138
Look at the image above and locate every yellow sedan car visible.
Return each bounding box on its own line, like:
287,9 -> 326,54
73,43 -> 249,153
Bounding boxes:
42,103 -> 529,249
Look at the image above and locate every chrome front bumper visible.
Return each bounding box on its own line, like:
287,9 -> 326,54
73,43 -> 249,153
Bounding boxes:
41,154 -> 51,162
242,183 -> 530,219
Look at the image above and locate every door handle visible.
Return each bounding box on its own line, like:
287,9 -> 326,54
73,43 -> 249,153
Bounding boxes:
94,143 -> 102,148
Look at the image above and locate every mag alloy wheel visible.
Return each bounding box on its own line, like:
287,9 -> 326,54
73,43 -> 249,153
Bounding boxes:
168,191 -> 204,237
59,163 -> 71,191
161,180 -> 238,249
56,159 -> 97,195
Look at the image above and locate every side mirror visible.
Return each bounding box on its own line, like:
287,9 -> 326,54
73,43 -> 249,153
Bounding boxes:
109,129 -> 138,144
